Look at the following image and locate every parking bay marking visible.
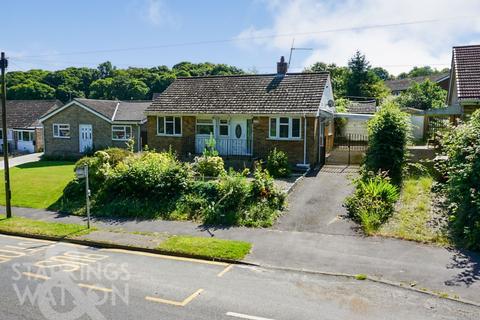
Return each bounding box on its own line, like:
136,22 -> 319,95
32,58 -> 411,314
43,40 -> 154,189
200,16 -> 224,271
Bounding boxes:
145,289 -> 204,307
226,312 -> 276,320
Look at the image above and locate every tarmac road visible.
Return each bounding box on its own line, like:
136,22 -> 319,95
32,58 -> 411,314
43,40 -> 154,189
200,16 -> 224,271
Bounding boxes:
0,234 -> 478,320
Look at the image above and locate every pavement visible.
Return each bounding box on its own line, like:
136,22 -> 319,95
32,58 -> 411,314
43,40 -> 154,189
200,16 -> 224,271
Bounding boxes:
4,204 -> 480,305
0,152 -> 43,168
274,165 -> 359,235
0,234 -> 478,320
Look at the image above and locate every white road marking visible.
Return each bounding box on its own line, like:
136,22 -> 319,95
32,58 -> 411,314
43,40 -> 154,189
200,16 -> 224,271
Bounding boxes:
226,312 -> 276,320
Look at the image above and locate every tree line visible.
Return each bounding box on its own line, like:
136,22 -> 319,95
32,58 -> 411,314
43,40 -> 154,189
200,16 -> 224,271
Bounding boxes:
6,52 -> 448,109
6,61 -> 244,102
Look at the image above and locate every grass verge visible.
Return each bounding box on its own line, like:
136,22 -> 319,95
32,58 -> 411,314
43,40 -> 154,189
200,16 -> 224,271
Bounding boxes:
157,235 -> 251,260
378,176 -> 449,245
0,215 -> 93,238
0,161 -> 75,208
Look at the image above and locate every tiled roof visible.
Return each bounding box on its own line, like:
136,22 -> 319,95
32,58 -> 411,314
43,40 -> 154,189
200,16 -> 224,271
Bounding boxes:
385,73 -> 450,92
0,100 -> 63,128
147,72 -> 330,114
114,101 -> 151,122
74,98 -> 119,120
453,45 -> 480,101
43,98 -> 150,122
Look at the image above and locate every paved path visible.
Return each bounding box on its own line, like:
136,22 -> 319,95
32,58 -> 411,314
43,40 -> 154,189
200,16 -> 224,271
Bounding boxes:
275,165 -> 359,235
0,152 -> 43,168
3,205 -> 480,304
0,234 -> 478,319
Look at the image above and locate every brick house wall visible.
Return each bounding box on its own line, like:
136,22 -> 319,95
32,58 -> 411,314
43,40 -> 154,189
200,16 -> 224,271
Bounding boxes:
147,115 -> 323,166
146,116 -> 196,156
43,104 -> 141,156
252,116 -> 319,166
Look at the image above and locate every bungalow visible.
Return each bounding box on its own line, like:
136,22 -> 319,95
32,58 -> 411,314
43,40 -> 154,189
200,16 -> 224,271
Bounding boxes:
447,44 -> 480,116
145,57 -> 335,168
39,98 -> 150,157
0,99 -> 63,153
385,73 -> 450,96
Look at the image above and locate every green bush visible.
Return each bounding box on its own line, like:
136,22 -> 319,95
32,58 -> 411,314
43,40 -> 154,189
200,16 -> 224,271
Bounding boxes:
364,101 -> 410,184
266,148 -> 291,178
438,110 -> 480,250
194,155 -> 225,177
103,148 -> 133,166
106,152 -> 193,200
204,171 -> 251,225
345,172 -> 399,234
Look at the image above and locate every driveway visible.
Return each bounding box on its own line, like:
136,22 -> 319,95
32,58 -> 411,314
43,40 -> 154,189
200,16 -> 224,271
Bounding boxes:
274,165 -> 359,235
0,152 -> 43,168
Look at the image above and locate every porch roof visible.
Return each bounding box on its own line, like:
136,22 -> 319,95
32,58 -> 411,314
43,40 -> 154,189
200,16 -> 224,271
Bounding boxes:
147,72 -> 330,115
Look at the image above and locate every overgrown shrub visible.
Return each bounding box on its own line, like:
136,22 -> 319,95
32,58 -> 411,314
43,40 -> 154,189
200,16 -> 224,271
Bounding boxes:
437,110 -> 480,250
345,172 -> 399,234
194,155 -> 225,177
364,101 -> 410,184
106,152 -> 193,200
251,165 -> 286,209
266,148 -> 291,178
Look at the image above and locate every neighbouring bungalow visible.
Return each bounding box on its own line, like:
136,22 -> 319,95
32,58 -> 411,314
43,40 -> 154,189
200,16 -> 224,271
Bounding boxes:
0,99 -> 63,153
145,57 -> 335,168
39,98 -> 150,157
447,44 -> 480,117
385,72 -> 450,96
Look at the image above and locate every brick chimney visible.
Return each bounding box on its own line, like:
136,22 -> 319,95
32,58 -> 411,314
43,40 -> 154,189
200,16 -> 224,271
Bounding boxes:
277,56 -> 288,75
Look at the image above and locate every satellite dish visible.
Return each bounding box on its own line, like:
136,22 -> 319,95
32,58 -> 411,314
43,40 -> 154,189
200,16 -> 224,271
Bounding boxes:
327,99 -> 335,109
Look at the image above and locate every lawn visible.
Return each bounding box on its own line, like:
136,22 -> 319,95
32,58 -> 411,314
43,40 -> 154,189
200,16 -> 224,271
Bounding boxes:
157,235 -> 252,260
378,176 -> 449,245
0,214 -> 92,238
0,161 -> 75,209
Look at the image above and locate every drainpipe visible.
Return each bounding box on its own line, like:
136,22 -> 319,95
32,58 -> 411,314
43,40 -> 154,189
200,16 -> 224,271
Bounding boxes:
303,114 -> 307,166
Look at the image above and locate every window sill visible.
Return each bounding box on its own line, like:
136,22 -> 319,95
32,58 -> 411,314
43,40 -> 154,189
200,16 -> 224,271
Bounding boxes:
267,137 -> 303,142
112,138 -> 132,141
156,134 -> 183,137
53,136 -> 70,139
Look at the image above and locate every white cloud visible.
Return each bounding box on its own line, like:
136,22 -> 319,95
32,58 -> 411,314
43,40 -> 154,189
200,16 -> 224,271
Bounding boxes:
139,0 -> 178,27
236,0 -> 480,74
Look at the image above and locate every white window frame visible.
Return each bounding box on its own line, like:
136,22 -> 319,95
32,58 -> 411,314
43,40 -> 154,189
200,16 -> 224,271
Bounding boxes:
53,124 -> 70,139
218,119 -> 230,137
157,116 -> 182,136
112,125 -> 132,141
268,117 -> 302,140
16,130 -> 34,142
196,118 -> 215,136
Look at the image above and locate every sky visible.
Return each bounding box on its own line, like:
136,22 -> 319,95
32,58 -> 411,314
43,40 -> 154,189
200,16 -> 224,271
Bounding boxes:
3,0 -> 480,76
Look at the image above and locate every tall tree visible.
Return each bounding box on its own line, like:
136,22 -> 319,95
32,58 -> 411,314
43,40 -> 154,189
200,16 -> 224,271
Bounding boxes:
346,51 -> 389,100
305,62 -> 349,99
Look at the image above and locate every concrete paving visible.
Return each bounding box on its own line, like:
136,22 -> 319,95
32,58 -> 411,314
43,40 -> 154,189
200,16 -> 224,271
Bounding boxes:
0,152 -> 43,168
275,165 -> 359,235
3,205 -> 480,305
0,234 -> 478,320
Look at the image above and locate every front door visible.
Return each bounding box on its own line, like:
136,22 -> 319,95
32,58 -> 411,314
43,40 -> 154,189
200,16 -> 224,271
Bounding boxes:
229,119 -> 248,155
79,124 -> 93,153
